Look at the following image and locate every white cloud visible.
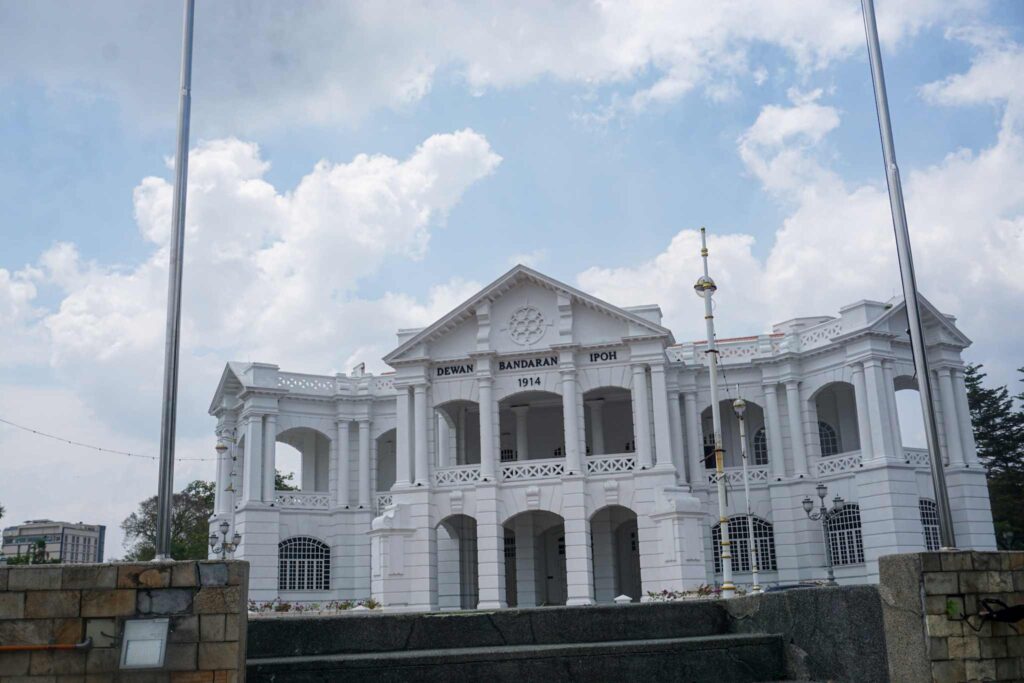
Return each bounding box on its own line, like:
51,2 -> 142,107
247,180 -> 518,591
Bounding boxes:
579,37 -> 1024,387
0,1 -> 979,130
0,131 -> 499,552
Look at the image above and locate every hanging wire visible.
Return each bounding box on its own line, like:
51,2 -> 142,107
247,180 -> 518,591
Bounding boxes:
0,416 -> 222,462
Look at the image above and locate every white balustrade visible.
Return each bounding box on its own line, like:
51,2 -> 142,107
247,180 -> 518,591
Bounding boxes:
705,467 -> 769,486
586,454 -> 636,475
904,448 -> 932,468
274,491 -> 331,509
276,372 -> 339,395
371,376 -> 396,393
501,458 -> 565,481
433,464 -> 482,487
375,492 -> 393,513
799,320 -> 843,350
816,453 -> 863,477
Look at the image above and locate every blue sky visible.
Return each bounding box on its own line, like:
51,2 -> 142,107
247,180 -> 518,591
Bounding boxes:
1,1 -> 1022,556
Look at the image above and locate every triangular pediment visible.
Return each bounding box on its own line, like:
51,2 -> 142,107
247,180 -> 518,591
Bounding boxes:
867,296 -> 972,348
383,265 -> 672,365
208,362 -> 249,415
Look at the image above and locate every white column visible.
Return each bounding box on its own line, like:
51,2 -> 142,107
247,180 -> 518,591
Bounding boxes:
414,384 -> 430,486
358,419 -> 371,509
952,369 -> 978,464
631,365 -> 653,469
215,421 -> 235,515
762,384 -> 786,479
476,486 -> 506,608
395,386 -> 412,487
478,377 -> 496,481
851,364 -> 874,456
562,367 -> 583,475
684,392 -> 702,484
243,413 -> 263,503
563,479 -> 594,605
648,362 -> 674,471
802,389 -> 821,460
437,413 -> 452,468
883,361 -> 903,461
937,368 -> 966,467
785,381 -> 808,477
667,393 -> 687,484
262,413 -> 277,501
586,401 -> 604,456
863,359 -> 894,458
336,421 -> 351,508
513,406 -> 529,460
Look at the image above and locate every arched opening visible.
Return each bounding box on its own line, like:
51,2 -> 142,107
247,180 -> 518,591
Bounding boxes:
813,383 -> 860,456
712,515 -> 778,575
434,400 -> 481,466
275,428 -> 330,492
894,375 -> 927,449
590,505 -> 641,602
826,503 -> 865,566
274,442 -> 301,490
919,499 -> 940,551
437,514 -> 479,610
278,536 -> 331,592
498,391 -> 565,461
582,387 -> 635,456
375,429 -> 397,493
503,510 -> 566,606
701,399 -> 766,468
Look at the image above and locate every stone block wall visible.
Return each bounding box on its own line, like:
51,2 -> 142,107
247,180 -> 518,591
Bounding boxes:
880,551 -> 1024,683
0,560 -> 248,682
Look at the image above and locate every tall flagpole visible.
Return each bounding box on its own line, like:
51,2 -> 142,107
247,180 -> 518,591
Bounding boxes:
155,0 -> 197,560
695,227 -> 735,598
861,0 -> 955,548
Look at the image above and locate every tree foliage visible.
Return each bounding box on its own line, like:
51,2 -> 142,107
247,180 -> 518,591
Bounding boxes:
275,470 -> 298,491
121,480 -> 216,561
965,364 -> 1024,549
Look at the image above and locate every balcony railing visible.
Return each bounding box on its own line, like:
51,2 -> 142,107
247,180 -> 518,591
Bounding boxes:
433,464 -> 482,488
903,447 -> 931,468
586,453 -> 637,475
816,452 -> 863,477
375,492 -> 393,513
274,491 -> 330,509
501,458 -> 565,481
705,466 -> 769,486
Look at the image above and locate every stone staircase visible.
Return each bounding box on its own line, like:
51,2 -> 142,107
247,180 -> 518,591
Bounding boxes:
246,600 -> 791,682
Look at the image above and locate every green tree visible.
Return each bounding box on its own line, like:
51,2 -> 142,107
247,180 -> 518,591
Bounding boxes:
965,364 -> 1024,549
275,470 -> 298,491
121,480 -> 216,561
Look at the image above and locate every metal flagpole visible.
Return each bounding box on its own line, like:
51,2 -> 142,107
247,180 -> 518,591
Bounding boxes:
861,0 -> 955,548
694,227 -> 735,598
733,396 -> 761,594
155,0 -> 197,561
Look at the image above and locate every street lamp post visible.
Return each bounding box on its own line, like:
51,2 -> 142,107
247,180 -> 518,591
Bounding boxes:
209,520 -> 241,561
733,397 -> 761,594
694,227 -> 734,599
802,483 -> 843,586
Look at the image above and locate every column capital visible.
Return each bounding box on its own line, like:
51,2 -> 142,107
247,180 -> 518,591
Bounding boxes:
413,382 -> 429,393
936,366 -> 953,378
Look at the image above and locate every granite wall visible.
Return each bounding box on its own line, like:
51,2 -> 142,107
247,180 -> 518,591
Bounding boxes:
0,560 -> 248,682
880,551 -> 1024,683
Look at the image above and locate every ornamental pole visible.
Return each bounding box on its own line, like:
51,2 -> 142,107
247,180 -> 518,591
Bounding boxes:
155,0 -> 196,560
695,227 -> 734,598
861,0 -> 954,547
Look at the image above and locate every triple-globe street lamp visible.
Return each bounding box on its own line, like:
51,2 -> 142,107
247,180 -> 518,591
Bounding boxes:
209,520 -> 241,560
802,483 -> 844,586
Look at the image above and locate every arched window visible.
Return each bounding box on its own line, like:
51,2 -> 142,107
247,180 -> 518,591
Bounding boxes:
752,428 -> 769,466
818,421 -> 839,457
711,515 -> 778,573
703,432 -> 716,469
826,504 -> 864,566
919,499 -> 940,552
278,536 -> 330,591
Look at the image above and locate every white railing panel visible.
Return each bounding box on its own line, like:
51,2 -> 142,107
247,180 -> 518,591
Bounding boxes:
433,465 -> 482,487
501,458 -> 565,481
276,372 -> 338,395
274,491 -> 331,509
904,448 -> 931,467
375,492 -> 393,513
705,467 -> 769,486
586,454 -> 636,475
816,453 -> 863,477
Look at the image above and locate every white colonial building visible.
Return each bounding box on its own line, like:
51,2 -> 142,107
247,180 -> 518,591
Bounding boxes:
208,265 -> 995,609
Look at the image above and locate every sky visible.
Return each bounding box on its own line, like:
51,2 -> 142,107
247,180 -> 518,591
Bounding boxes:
0,1 -> 1022,559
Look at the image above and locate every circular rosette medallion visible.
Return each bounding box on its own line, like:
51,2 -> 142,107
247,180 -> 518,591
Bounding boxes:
508,306 -> 547,345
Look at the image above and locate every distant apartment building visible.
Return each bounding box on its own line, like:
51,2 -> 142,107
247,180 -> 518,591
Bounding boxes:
1,519 -> 106,564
